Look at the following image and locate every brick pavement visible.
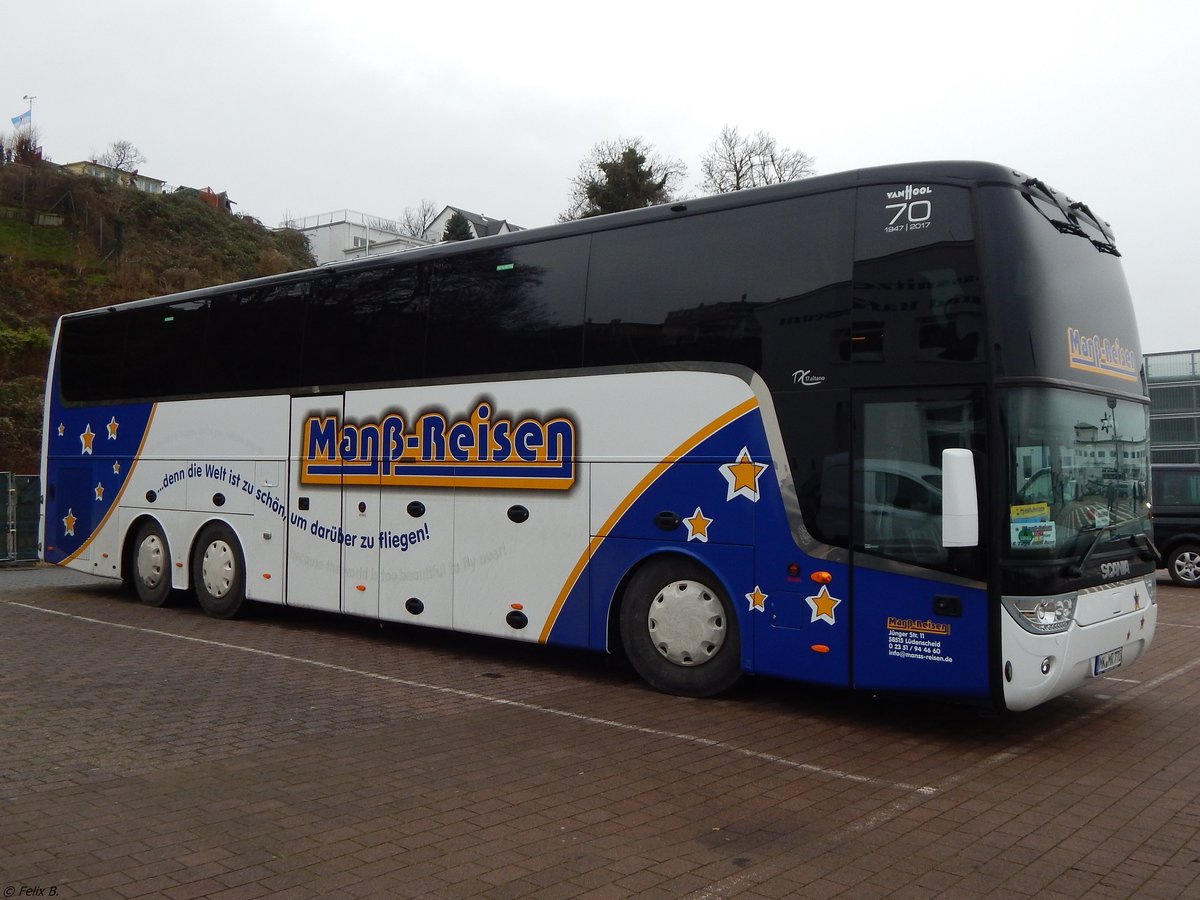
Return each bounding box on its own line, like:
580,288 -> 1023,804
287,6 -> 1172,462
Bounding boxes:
1,566 -> 1198,898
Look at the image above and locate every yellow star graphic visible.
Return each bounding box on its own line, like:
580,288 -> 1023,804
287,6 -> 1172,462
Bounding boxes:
720,447 -> 768,502
805,585 -> 841,625
63,508 -> 77,537
80,424 -> 95,455
107,416 -> 119,440
57,423 -> 65,437
745,586 -> 768,612
94,482 -> 105,501
112,461 -> 121,475
684,507 -> 713,543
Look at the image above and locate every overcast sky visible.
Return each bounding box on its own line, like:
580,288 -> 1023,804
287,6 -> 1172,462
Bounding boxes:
4,0 -> 1197,352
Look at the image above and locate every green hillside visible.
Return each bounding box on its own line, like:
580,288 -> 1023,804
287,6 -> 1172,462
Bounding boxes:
0,163 -> 315,473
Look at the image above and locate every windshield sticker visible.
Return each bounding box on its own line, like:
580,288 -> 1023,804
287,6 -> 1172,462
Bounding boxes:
1067,328 -> 1138,382
1010,502 -> 1051,523
1011,522 -> 1057,549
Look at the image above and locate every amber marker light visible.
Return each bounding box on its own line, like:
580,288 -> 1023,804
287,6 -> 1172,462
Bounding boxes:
355,584 -> 366,592
811,644 -> 830,654
510,603 -> 524,610
262,573 -> 271,579
811,571 -> 832,584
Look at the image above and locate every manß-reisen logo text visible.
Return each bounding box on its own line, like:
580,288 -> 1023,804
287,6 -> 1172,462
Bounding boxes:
1067,328 -> 1138,382
301,399 -> 576,490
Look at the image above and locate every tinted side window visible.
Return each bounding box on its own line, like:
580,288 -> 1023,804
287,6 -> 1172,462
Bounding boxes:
61,298 -> 209,401
209,283 -> 305,393
425,237 -> 588,379
60,312 -> 128,401
302,265 -> 427,387
124,298 -> 210,398
1159,470 -> 1200,506
584,196 -> 852,374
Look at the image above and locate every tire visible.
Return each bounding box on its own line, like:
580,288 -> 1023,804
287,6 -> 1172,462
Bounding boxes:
132,520 -> 174,607
192,522 -> 247,619
1167,544 -> 1200,587
618,557 -> 742,697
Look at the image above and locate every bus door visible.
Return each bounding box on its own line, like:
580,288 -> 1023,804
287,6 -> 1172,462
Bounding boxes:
287,396 -> 344,613
848,388 -> 992,701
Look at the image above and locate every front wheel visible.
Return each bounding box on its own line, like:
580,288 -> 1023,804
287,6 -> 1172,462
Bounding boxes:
192,522 -> 247,618
1167,544 -> 1200,587
618,557 -> 742,697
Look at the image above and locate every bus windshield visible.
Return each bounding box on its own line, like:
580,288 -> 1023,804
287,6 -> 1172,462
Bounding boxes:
1005,387 -> 1151,556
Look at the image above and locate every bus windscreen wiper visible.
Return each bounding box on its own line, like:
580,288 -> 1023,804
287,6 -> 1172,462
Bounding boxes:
1022,179 -> 1121,256
1069,522 -> 1120,578
1069,522 -> 1154,577
1131,531 -> 1161,565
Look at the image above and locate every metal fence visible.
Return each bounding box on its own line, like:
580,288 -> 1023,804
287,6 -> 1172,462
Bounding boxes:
1146,350 -> 1200,382
1,472 -> 40,564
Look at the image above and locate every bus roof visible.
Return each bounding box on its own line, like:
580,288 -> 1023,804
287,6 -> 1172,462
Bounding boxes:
61,160 -> 1046,320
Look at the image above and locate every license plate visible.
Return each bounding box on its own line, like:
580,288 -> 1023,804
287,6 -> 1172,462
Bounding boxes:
1094,647 -> 1123,676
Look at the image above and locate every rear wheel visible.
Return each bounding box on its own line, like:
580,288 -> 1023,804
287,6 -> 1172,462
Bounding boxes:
132,520 -> 173,607
1167,544 -> 1200,587
192,523 -> 247,618
619,557 -> 741,697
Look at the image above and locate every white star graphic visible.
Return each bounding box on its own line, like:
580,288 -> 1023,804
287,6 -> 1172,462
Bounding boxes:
719,447 -> 768,503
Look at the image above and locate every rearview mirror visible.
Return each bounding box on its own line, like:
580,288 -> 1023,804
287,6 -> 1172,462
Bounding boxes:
942,448 -> 979,548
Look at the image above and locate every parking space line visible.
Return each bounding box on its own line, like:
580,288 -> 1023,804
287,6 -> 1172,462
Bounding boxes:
10,601 -> 940,797
695,650 -> 1200,897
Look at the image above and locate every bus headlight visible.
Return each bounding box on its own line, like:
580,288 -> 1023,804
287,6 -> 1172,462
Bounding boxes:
1002,592 -> 1077,635
1143,574 -> 1157,605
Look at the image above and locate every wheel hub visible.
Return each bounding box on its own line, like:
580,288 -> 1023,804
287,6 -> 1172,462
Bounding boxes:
647,579 -> 726,666
201,540 -> 236,598
136,534 -> 164,588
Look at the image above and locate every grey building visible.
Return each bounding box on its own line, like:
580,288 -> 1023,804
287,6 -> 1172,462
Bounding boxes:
1147,350 -> 1200,464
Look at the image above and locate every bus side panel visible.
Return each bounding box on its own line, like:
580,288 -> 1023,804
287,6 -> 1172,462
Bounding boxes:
453,469 -> 590,646
851,567 -> 990,701
562,395 -> 844,685
42,402 -> 155,570
573,386 -> 856,689
751,492 -> 853,688
378,486 -> 455,629
115,396 -> 290,600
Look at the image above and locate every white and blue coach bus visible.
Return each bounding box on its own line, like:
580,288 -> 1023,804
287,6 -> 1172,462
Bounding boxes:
41,162 -> 1158,710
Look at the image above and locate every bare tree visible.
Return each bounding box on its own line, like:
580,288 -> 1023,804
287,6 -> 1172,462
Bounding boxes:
7,125 -> 45,166
699,126 -> 815,194
97,140 -> 147,173
560,137 -> 687,221
400,199 -> 440,239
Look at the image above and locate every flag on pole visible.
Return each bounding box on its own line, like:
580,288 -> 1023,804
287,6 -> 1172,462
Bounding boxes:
10,109 -> 31,128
